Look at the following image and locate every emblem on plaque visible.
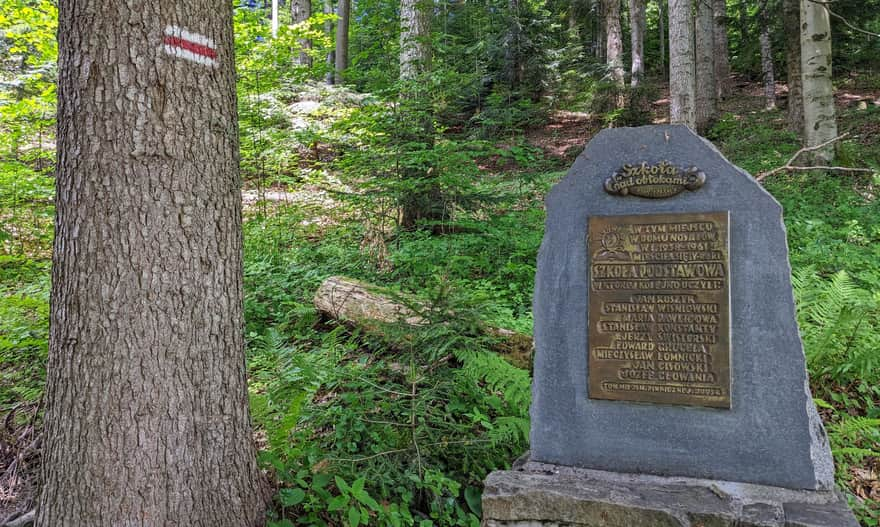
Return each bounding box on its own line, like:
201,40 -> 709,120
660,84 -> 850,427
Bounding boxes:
604,161 -> 706,199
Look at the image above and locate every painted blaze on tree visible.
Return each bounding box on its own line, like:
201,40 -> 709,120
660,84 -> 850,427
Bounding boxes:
39,1 -> 266,525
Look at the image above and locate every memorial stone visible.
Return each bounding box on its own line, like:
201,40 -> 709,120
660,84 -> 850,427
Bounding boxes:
481,125 -> 858,527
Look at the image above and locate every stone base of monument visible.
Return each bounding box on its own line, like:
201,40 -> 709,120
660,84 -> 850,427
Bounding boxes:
481,457 -> 858,527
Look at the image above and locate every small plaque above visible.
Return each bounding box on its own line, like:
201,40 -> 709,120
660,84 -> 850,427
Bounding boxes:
604,161 -> 706,199
587,211 -> 731,409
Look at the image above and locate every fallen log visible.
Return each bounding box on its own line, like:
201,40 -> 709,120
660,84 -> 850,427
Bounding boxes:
313,276 -> 533,370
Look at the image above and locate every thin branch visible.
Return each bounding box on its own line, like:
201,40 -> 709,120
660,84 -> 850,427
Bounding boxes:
806,0 -> 880,38
756,133 -> 876,181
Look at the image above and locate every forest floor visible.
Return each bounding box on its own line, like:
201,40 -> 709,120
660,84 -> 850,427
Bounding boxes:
1,80 -> 879,526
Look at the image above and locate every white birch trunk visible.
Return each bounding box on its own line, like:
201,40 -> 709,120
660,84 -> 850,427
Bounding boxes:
668,0 -> 696,127
800,0 -> 837,162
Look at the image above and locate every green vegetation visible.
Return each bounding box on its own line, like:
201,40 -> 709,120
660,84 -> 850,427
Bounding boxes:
2,0 -> 880,525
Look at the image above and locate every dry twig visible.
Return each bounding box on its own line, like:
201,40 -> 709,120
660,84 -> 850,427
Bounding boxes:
756,133 -> 876,181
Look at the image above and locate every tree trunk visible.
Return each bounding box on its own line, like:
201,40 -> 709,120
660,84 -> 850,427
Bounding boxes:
325,0 -> 336,84
658,0 -> 666,75
604,0 -> 625,88
292,0 -> 312,66
596,0 -> 607,61
272,0 -> 279,38
712,0 -> 731,98
314,276 -> 533,369
784,0 -> 804,133
39,1 -> 266,525
400,0 -> 431,80
800,0 -> 837,162
759,1 -> 776,110
335,0 -> 350,83
668,0 -> 696,127
505,0 -> 522,88
695,0 -> 717,133
629,0 -> 646,87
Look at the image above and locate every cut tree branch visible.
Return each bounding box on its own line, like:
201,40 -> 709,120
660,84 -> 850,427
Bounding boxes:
756,133 -> 876,181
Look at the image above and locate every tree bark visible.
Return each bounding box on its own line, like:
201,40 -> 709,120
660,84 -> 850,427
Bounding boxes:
695,0 -> 717,133
39,1 -> 266,525
325,0 -> 336,84
400,0 -> 431,80
658,0 -> 666,75
668,0 -> 696,127
604,0 -> 625,88
759,1 -> 777,110
314,277 -> 533,369
800,0 -> 837,162
784,0 -> 804,133
335,0 -> 350,83
712,0 -> 731,98
596,0 -> 607,61
291,0 -> 312,66
505,0 -> 523,88
629,0 -> 646,87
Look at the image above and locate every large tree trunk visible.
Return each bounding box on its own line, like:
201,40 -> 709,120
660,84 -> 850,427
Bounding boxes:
712,0 -> 731,98
596,0 -> 607,61
400,0 -> 431,80
784,0 -> 804,133
292,0 -> 312,66
325,0 -> 336,84
668,0 -> 696,127
629,0 -> 646,87
314,277 -> 533,369
335,0 -> 351,83
39,1 -> 266,525
759,1 -> 776,110
800,0 -> 837,162
695,0 -> 717,133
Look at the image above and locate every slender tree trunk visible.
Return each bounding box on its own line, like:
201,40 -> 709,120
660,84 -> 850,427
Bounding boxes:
695,0 -> 717,133
784,0 -> 804,133
658,0 -> 666,75
325,0 -> 335,84
505,0 -> 522,88
335,0 -> 350,83
629,0 -> 646,87
292,0 -> 312,66
272,0 -> 279,37
713,0 -> 731,98
597,0 -> 607,61
759,1 -> 776,110
800,0 -> 837,162
400,0 -> 436,229
669,0 -> 696,127
38,1 -> 266,525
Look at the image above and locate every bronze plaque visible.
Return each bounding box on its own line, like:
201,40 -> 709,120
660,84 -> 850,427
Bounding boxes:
604,161 -> 706,199
587,212 -> 731,408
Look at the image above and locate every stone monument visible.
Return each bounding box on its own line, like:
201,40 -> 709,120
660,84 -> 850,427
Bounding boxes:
481,125 -> 858,527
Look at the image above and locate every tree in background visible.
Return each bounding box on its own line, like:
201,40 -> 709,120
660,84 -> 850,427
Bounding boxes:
292,0 -> 312,65
783,0 -> 804,133
668,0 -> 695,127
335,0 -> 351,83
695,0 -> 717,132
758,0 -> 777,110
604,0 -> 625,88
800,0 -> 838,162
629,0 -> 646,86
712,0 -> 730,98
38,0 -> 266,524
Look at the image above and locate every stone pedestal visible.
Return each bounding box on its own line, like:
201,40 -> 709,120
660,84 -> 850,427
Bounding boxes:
482,460 -> 858,527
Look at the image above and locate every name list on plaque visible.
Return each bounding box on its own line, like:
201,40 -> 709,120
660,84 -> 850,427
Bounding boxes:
587,211 -> 731,408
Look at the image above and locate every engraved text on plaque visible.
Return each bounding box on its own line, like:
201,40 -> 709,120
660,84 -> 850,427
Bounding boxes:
587,212 -> 731,408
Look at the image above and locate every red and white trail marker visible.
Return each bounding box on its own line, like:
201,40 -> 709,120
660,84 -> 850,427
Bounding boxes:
163,25 -> 218,67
